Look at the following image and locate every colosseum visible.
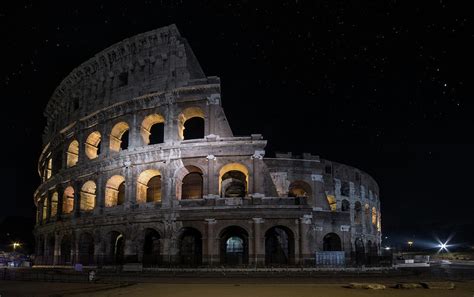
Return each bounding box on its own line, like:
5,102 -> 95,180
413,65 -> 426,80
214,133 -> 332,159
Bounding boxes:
34,25 -> 381,268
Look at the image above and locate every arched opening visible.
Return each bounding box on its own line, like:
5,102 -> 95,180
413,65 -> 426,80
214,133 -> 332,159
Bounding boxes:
265,226 -> 295,265
372,207 -> 377,225
178,107 -> 205,140
177,165 -> 203,200
106,231 -> 124,265
60,235 -> 72,265
42,197 -> 48,221
219,226 -> 249,266
142,228 -> 161,266
66,140 -> 79,167
221,171 -> 247,197
341,199 -> 350,212
354,201 -> 362,224
183,117 -> 204,140
50,192 -> 58,217
78,233 -> 94,266
365,204 -> 371,227
326,194 -> 337,211
80,181 -> 96,211
178,228 -> 202,266
137,169 -> 161,203
219,163 -> 249,198
62,186 -> 75,214
323,233 -> 342,251
105,175 -> 126,207
355,238 -> 365,266
288,180 -> 312,198
85,131 -> 101,159
110,122 -> 130,152
141,114 -> 165,145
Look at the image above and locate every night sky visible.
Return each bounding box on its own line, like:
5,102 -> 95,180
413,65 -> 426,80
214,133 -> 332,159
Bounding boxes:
1,1 -> 473,247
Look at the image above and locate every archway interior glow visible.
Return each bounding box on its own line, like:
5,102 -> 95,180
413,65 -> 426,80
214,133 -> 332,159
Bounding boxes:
141,114 -> 165,145
66,140 -> 79,167
137,169 -> 162,203
105,175 -> 126,207
85,131 -> 101,159
109,122 -> 130,152
218,163 -> 249,197
80,181 -> 96,211
62,186 -> 75,214
178,107 -> 205,140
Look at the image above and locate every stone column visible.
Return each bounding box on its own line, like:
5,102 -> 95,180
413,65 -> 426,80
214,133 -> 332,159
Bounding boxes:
311,174 -> 327,210
53,233 -> 60,265
124,161 -> 137,209
94,174 -> 105,215
252,218 -> 264,266
206,154 -> 217,197
56,184 -> 64,220
46,191 -> 52,222
299,214 -> 312,265
251,150 -> 265,195
204,218 -> 217,265
128,113 -> 140,148
73,181 -> 82,217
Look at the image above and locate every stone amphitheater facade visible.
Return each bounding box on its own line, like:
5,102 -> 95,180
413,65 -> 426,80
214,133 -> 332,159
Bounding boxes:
34,25 -> 381,267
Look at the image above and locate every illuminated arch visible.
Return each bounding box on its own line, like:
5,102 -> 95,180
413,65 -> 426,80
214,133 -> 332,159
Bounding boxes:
85,131 -> 101,159
80,180 -> 96,211
137,169 -> 162,203
109,122 -> 129,152
178,107 -> 205,140
176,165 -> 204,199
372,207 -> 377,225
141,114 -> 165,145
66,140 -> 79,167
288,180 -> 312,198
51,192 -> 58,217
218,163 -> 249,197
105,175 -> 126,207
62,186 -> 75,214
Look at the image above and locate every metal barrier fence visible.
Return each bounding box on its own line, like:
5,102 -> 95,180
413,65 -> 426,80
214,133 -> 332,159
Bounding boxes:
0,268 -> 90,282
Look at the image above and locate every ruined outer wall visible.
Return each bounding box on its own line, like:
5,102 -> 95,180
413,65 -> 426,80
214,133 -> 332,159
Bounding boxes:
34,25 -> 381,267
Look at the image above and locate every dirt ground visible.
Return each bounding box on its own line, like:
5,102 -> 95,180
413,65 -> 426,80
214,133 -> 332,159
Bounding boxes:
1,281 -> 474,297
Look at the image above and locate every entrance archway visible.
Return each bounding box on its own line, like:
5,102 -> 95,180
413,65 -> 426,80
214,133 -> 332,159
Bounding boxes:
265,226 -> 295,265
78,233 -> 94,266
323,233 -> 342,251
219,226 -> 249,265
178,228 -> 202,266
143,228 -> 161,266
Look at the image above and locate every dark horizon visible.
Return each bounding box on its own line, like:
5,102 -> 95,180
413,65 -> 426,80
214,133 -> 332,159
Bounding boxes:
1,1 -> 473,249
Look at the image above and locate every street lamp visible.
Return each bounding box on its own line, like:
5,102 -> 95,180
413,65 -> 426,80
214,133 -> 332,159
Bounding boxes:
12,242 -> 21,251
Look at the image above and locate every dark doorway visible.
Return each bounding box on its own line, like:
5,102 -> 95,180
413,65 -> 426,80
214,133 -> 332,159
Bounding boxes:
78,233 -> 94,265
149,123 -> 165,144
178,228 -> 202,266
60,236 -> 72,265
265,226 -> 295,265
182,172 -> 203,199
120,130 -> 129,150
323,233 -> 342,251
183,117 -> 204,140
108,232 -> 124,265
220,226 -> 249,265
143,229 -> 161,266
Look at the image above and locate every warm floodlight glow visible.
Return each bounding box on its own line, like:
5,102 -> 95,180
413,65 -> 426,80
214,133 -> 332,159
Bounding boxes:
12,242 -> 21,250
